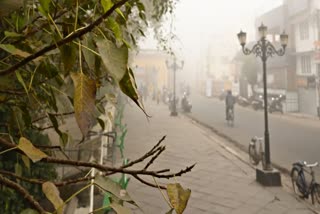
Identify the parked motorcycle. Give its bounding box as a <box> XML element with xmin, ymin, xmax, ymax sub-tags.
<box><xmin>237</xmin><ymin>96</ymin><xmax>250</xmax><ymax>107</ymax></box>
<box><xmin>251</xmin><ymin>95</ymin><xmax>264</xmax><ymax>111</ymax></box>
<box><xmin>181</xmin><ymin>93</ymin><xmax>192</xmax><ymax>112</ymax></box>
<box><xmin>269</xmin><ymin>95</ymin><xmax>284</xmax><ymax>114</ymax></box>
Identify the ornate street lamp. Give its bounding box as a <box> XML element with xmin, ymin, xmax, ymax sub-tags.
<box><xmin>238</xmin><ymin>24</ymin><xmax>288</xmax><ymax>186</ymax></box>
<box><xmin>166</xmin><ymin>57</ymin><xmax>184</xmax><ymax>116</ymax></box>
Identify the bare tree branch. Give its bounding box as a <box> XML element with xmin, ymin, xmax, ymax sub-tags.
<box><xmin>0</xmin><ymin>136</ymin><xmax>195</xmax><ymax>179</ymax></box>
<box><xmin>0</xmin><ymin>0</ymin><xmax>131</xmax><ymax>76</ymax></box>
<box><xmin>144</xmin><ymin>146</ymin><xmax>166</xmax><ymax>170</ymax></box>
<box><xmin>0</xmin><ymin>175</ymin><xmax>47</xmax><ymax>213</ymax></box>
<box><xmin>122</xmin><ymin>135</ymin><xmax>166</xmax><ymax>169</ymax></box>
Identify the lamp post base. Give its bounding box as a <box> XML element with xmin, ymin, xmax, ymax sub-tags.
<box><xmin>170</xmin><ymin>111</ymin><xmax>178</xmax><ymax>116</ymax></box>
<box><xmin>256</xmin><ymin>166</ymin><xmax>281</xmax><ymax>186</ymax></box>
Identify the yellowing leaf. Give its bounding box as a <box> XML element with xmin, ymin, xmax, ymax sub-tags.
<box><xmin>167</xmin><ymin>183</ymin><xmax>191</xmax><ymax>214</ymax></box>
<box><xmin>71</xmin><ymin>73</ymin><xmax>97</xmax><ymax>137</ymax></box>
<box><xmin>0</xmin><ymin>44</ymin><xmax>30</xmax><ymax>58</ymax></box>
<box><xmin>15</xmin><ymin>163</ymin><xmax>22</xmax><ymax>177</ymax></box>
<box><xmin>42</xmin><ymin>182</ymin><xmax>64</xmax><ymax>214</ymax></box>
<box><xmin>96</xmin><ymin>39</ymin><xmax>128</xmax><ymax>81</ymax></box>
<box><xmin>4</xmin><ymin>31</ymin><xmax>22</xmax><ymax>37</ymax></box>
<box><xmin>21</xmin><ymin>155</ymin><xmax>30</xmax><ymax>169</ymax></box>
<box><xmin>17</xmin><ymin>137</ymin><xmax>47</xmax><ymax>163</ymax></box>
<box><xmin>20</xmin><ymin>208</ymin><xmax>39</xmax><ymax>214</ymax></box>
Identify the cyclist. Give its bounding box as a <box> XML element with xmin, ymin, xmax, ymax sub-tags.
<box><xmin>225</xmin><ymin>90</ymin><xmax>236</xmax><ymax>120</ymax></box>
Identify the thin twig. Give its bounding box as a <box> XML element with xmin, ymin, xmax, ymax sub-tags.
<box><xmin>144</xmin><ymin>146</ymin><xmax>166</xmax><ymax>170</ymax></box>
<box><xmin>123</xmin><ymin>135</ymin><xmax>166</xmax><ymax>169</ymax></box>
<box><xmin>32</xmin><ymin>111</ymin><xmax>74</xmax><ymax>123</ymax></box>
<box><xmin>133</xmin><ymin>174</ymin><xmax>166</xmax><ymax>189</ymax></box>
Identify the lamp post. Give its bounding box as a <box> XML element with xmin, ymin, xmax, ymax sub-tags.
<box><xmin>166</xmin><ymin>57</ymin><xmax>184</xmax><ymax>116</ymax></box>
<box><xmin>237</xmin><ymin>24</ymin><xmax>288</xmax><ymax>186</ymax></box>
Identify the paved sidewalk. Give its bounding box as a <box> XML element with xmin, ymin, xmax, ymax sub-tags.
<box><xmin>123</xmin><ymin>100</ymin><xmax>317</xmax><ymax>214</ymax></box>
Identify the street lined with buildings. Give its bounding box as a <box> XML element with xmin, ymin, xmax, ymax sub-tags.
<box><xmin>123</xmin><ymin>100</ymin><xmax>317</xmax><ymax>213</ymax></box>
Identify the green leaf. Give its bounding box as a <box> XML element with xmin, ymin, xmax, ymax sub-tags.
<box><xmin>17</xmin><ymin>137</ymin><xmax>48</xmax><ymax>163</ymax></box>
<box><xmin>166</xmin><ymin>183</ymin><xmax>191</xmax><ymax>214</ymax></box>
<box><xmin>20</xmin><ymin>208</ymin><xmax>39</xmax><ymax>214</ymax></box>
<box><xmin>101</xmin><ymin>0</ymin><xmax>113</xmax><ymax>12</ymax></box>
<box><xmin>38</xmin><ymin>0</ymin><xmax>51</xmax><ymax>16</ymax></box>
<box><xmin>4</xmin><ymin>31</ymin><xmax>22</xmax><ymax>37</ymax></box>
<box><xmin>71</xmin><ymin>73</ymin><xmax>97</xmax><ymax>137</ymax></box>
<box><xmin>42</xmin><ymin>182</ymin><xmax>64</xmax><ymax>214</ymax></box>
<box><xmin>82</xmin><ymin>34</ymin><xmax>96</xmax><ymax>69</ymax></box>
<box><xmin>96</xmin><ymin>39</ymin><xmax>128</xmax><ymax>81</ymax></box>
<box><xmin>59</xmin><ymin>132</ymin><xmax>69</xmax><ymax>147</ymax></box>
<box><xmin>94</xmin><ymin>175</ymin><xmax>133</xmax><ymax>202</ymax></box>
<box><xmin>116</xmin><ymin>8</ymin><xmax>126</xmax><ymax>21</ymax></box>
<box><xmin>0</xmin><ymin>44</ymin><xmax>30</xmax><ymax>58</ymax></box>
<box><xmin>106</xmin><ymin>18</ymin><xmax>122</xmax><ymax>43</ymax></box>
<box><xmin>15</xmin><ymin>71</ymin><xmax>29</xmax><ymax>95</ymax></box>
<box><xmin>119</xmin><ymin>68</ymin><xmax>145</xmax><ymax>113</ymax></box>
<box><xmin>59</xmin><ymin>44</ymin><xmax>77</xmax><ymax>74</ymax></box>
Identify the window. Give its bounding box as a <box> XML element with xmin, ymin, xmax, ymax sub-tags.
<box><xmin>301</xmin><ymin>55</ymin><xmax>311</xmax><ymax>74</ymax></box>
<box><xmin>299</xmin><ymin>20</ymin><xmax>309</xmax><ymax>40</ymax></box>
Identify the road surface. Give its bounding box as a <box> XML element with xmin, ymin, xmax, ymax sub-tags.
<box><xmin>187</xmin><ymin>93</ymin><xmax>320</xmax><ymax>171</ymax></box>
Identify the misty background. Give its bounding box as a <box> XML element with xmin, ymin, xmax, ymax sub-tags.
<box><xmin>139</xmin><ymin>0</ymin><xmax>283</xmax><ymax>83</ymax></box>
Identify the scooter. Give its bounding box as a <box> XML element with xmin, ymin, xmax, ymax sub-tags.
<box><xmin>251</xmin><ymin>95</ymin><xmax>264</xmax><ymax>111</ymax></box>
<box><xmin>181</xmin><ymin>94</ymin><xmax>192</xmax><ymax>112</ymax></box>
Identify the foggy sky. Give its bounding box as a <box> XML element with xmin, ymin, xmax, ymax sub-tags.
<box><xmin>139</xmin><ymin>0</ymin><xmax>283</xmax><ymax>82</ymax></box>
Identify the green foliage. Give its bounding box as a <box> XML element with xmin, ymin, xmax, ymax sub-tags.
<box><xmin>0</xmin><ymin>130</ymin><xmax>57</xmax><ymax>214</ymax></box>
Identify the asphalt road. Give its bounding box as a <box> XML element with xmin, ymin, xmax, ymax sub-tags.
<box><xmin>186</xmin><ymin>92</ymin><xmax>320</xmax><ymax>171</ymax></box>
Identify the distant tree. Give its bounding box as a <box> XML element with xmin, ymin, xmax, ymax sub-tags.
<box><xmin>241</xmin><ymin>55</ymin><xmax>259</xmax><ymax>97</ymax></box>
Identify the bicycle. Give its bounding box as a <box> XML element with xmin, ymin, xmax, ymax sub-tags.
<box><xmin>291</xmin><ymin>161</ymin><xmax>320</xmax><ymax>204</ymax></box>
<box><xmin>226</xmin><ymin>108</ymin><xmax>234</xmax><ymax>127</ymax></box>
<box><xmin>248</xmin><ymin>136</ymin><xmax>266</xmax><ymax>168</ymax></box>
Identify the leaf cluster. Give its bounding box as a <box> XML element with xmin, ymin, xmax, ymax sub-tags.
<box><xmin>0</xmin><ymin>0</ymin><xmax>192</xmax><ymax>213</ymax></box>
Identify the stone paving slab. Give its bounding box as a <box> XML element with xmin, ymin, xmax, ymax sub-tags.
<box><xmin>122</xmin><ymin>100</ymin><xmax>317</xmax><ymax>214</ymax></box>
